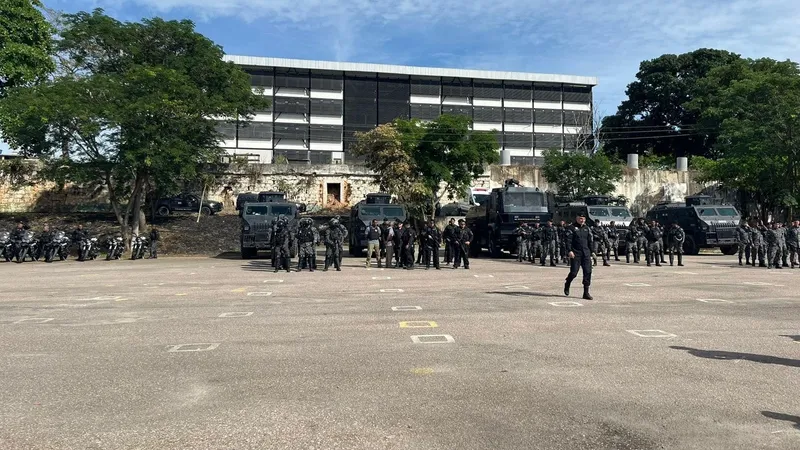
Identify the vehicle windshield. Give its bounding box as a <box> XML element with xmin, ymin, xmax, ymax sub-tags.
<box><xmin>697</xmin><ymin>208</ymin><xmax>718</xmax><ymax>217</ymax></box>
<box><xmin>473</xmin><ymin>194</ymin><xmax>490</xmax><ymax>205</ymax></box>
<box><xmin>244</xmin><ymin>205</ymin><xmax>270</xmax><ymax>215</ymax></box>
<box><xmin>359</xmin><ymin>206</ymin><xmax>383</xmax><ymax>217</ymax></box>
<box><xmin>610</xmin><ymin>207</ymin><xmax>632</xmax><ymax>219</ymax></box>
<box><xmin>382</xmin><ymin>206</ymin><xmax>406</xmax><ymax>219</ymax></box>
<box><xmin>588</xmin><ymin>207</ymin><xmax>610</xmax><ymax>217</ymax></box>
<box><xmin>503</xmin><ymin>192</ymin><xmax>545</xmax><ymax>207</ymax></box>
<box><xmin>715</xmin><ymin>207</ymin><xmax>739</xmax><ymax>217</ymax></box>
<box><xmin>271</xmin><ymin>205</ymin><xmax>295</xmax><ymax>216</ymax></box>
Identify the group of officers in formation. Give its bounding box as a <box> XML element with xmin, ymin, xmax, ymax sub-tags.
<box><xmin>264</xmin><ymin>215</ymin><xmax>475</xmax><ymax>272</ymax></box>
<box><xmin>512</xmin><ymin>218</ymin><xmax>688</xmax><ymax>267</ymax></box>
<box><xmin>735</xmin><ymin>220</ymin><xmax>800</xmax><ymax>269</ymax></box>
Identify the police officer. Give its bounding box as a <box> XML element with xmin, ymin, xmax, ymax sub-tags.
<box><xmin>401</xmin><ymin>220</ymin><xmax>417</xmax><ymax>270</ymax></box>
<box><xmin>453</xmin><ymin>219</ymin><xmax>472</xmax><ymax>269</ymax></box>
<box><xmin>557</xmin><ymin>221</ymin><xmax>568</xmax><ymax>264</ymax></box>
<box><xmin>606</xmin><ymin>221</ymin><xmax>620</xmax><ymax>262</ymax></box>
<box><xmin>422</xmin><ymin>219</ymin><xmax>442</xmax><ymax>270</ymax></box>
<box><xmin>323</xmin><ymin>218</ymin><xmax>347</xmax><ymax>272</ymax></box>
<box><xmin>752</xmin><ymin>223</ymin><xmax>767</xmax><ymax>267</ymax></box>
<box><xmin>296</xmin><ymin>218</ymin><xmax>318</xmax><ymax>272</ymax></box>
<box><xmin>272</xmin><ymin>217</ymin><xmax>292</xmax><ymax>273</ymax></box>
<box><xmin>564</xmin><ymin>214</ymin><xmax>594</xmax><ymax>300</ymax></box>
<box><xmin>645</xmin><ymin>220</ymin><xmax>663</xmax><ymax>267</ymax></box>
<box><xmin>777</xmin><ymin>222</ymin><xmax>789</xmax><ymax>268</ymax></box>
<box><xmin>667</xmin><ymin>222</ymin><xmax>685</xmax><ymax>266</ymax></box>
<box><xmin>656</xmin><ymin>221</ymin><xmax>667</xmax><ymax>264</ymax></box>
<box><xmin>514</xmin><ymin>223</ymin><xmax>530</xmax><ymax>262</ymax></box>
<box><xmin>765</xmin><ymin>222</ymin><xmax>781</xmax><ymax>269</ymax></box>
<box><xmin>788</xmin><ymin>220</ymin><xmax>800</xmax><ymax>268</ymax></box>
<box><xmin>529</xmin><ymin>222</ymin><xmax>543</xmax><ymax>263</ymax></box>
<box><xmin>541</xmin><ymin>220</ymin><xmax>558</xmax><ymax>267</ymax></box>
<box><xmin>735</xmin><ymin>221</ymin><xmax>752</xmax><ymax>266</ymax></box>
<box><xmin>625</xmin><ymin>223</ymin><xmax>639</xmax><ymax>264</ymax></box>
<box><xmin>635</xmin><ymin>218</ymin><xmax>649</xmax><ymax>264</ymax></box>
<box><xmin>148</xmin><ymin>226</ymin><xmax>160</xmax><ymax>259</ymax></box>
<box><xmin>365</xmin><ymin>219</ymin><xmax>382</xmax><ymax>268</ymax></box>
<box><xmin>443</xmin><ymin>218</ymin><xmax>457</xmax><ymax>265</ymax></box>
<box><xmin>393</xmin><ymin>221</ymin><xmax>404</xmax><ymax>268</ymax></box>
<box><xmin>382</xmin><ymin>218</ymin><xmax>395</xmax><ymax>268</ymax></box>
<box><xmin>591</xmin><ymin>219</ymin><xmax>610</xmax><ymax>267</ymax></box>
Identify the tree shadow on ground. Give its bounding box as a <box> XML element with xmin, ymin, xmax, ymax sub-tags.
<box><xmin>762</xmin><ymin>411</ymin><xmax>800</xmax><ymax>430</ymax></box>
<box><xmin>487</xmin><ymin>291</ymin><xmax>566</xmax><ymax>299</ymax></box>
<box><xmin>779</xmin><ymin>335</ymin><xmax>800</xmax><ymax>342</ymax></box>
<box><xmin>670</xmin><ymin>346</ymin><xmax>800</xmax><ymax>368</ymax></box>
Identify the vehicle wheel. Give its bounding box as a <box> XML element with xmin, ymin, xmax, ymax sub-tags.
<box><xmin>240</xmin><ymin>247</ymin><xmax>257</xmax><ymax>259</ymax></box>
<box><xmin>720</xmin><ymin>245</ymin><xmax>737</xmax><ymax>256</ymax></box>
<box><xmin>157</xmin><ymin>206</ymin><xmax>170</xmax><ymax>217</ymax></box>
<box><xmin>489</xmin><ymin>237</ymin><xmax>502</xmax><ymax>258</ymax></box>
<box><xmin>683</xmin><ymin>236</ymin><xmax>699</xmax><ymax>256</ymax></box>
<box><xmin>200</xmin><ymin>206</ymin><xmax>212</xmax><ymax>216</ymax></box>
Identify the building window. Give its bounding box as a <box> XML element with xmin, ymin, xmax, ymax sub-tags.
<box><xmin>274</xmin><ymin>123</ymin><xmax>308</xmax><ymax>140</ymax></box>
<box><xmin>534</xmin><ymin>83</ymin><xmax>562</xmax><ymax>102</ymax></box>
<box><xmin>535</xmin><ymin>133</ymin><xmax>562</xmax><ymax>149</ymax></box>
<box><xmin>473</xmin><ymin>106</ymin><xmax>502</xmax><ymax>122</ymax></box>
<box><xmin>410</xmin><ymin>77</ymin><xmax>439</xmax><ymax>96</ymax></box>
<box><xmin>504</xmin><ymin>83</ymin><xmax>532</xmax><ymax>100</ymax></box>
<box><xmin>535</xmin><ymin>109</ymin><xmax>563</xmax><ymax>125</ymax></box>
<box><xmin>441</xmin><ymin>105</ymin><xmax>472</xmax><ymax>118</ymax></box>
<box><xmin>309</xmin><ymin>150</ymin><xmax>332</xmax><ymax>164</ymax></box>
<box><xmin>505</xmin><ymin>108</ymin><xmax>532</xmax><ymax>123</ymax></box>
<box><xmin>275</xmin><ymin>69</ymin><xmax>309</xmax><ymax>89</ymax></box>
<box><xmin>310</xmin><ymin>98</ymin><xmax>343</xmax><ymax>116</ymax></box>
<box><xmin>310</xmin><ymin>72</ymin><xmax>343</xmax><ymax>90</ymax></box>
<box><xmin>410</xmin><ymin>103</ymin><xmax>440</xmax><ymax>120</ymax></box>
<box><xmin>473</xmin><ymin>80</ymin><xmax>503</xmax><ymax>98</ymax></box>
<box><xmin>310</xmin><ymin>124</ymin><xmax>342</xmax><ymax>142</ymax></box>
<box><xmin>238</xmin><ymin>122</ymin><xmax>272</xmax><ymax>140</ymax></box>
<box><xmin>563</xmin><ymin>85</ymin><xmax>591</xmax><ymax>103</ymax></box>
<box><xmin>503</xmin><ymin>132</ymin><xmax>533</xmax><ymax>148</ymax></box>
<box><xmin>442</xmin><ymin>78</ymin><xmax>472</xmax><ymax>97</ymax></box>
<box><xmin>215</xmin><ymin>121</ymin><xmax>237</xmax><ymax>140</ymax></box>
<box><xmin>274</xmin><ymin>97</ymin><xmax>309</xmax><ymax>115</ymax></box>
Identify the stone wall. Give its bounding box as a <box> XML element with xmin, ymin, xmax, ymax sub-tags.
<box><xmin>1</xmin><ymin>162</ymin><xmax>711</xmax><ymax>216</ymax></box>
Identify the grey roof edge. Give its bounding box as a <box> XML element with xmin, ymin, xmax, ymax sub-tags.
<box><xmin>224</xmin><ymin>55</ymin><xmax>598</xmax><ymax>87</ymax></box>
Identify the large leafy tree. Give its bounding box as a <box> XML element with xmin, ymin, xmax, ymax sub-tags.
<box><xmin>541</xmin><ymin>149</ymin><xmax>622</xmax><ymax>199</ymax></box>
<box><xmin>601</xmin><ymin>48</ymin><xmax>740</xmax><ymax>161</ymax></box>
<box><xmin>0</xmin><ymin>9</ymin><xmax>266</xmax><ymax>241</ymax></box>
<box><xmin>0</xmin><ymin>0</ymin><xmax>54</xmax><ymax>97</ymax></box>
<box><xmin>690</xmin><ymin>58</ymin><xmax>800</xmax><ymax>221</ymax></box>
<box><xmin>350</xmin><ymin>115</ymin><xmax>500</xmax><ymax>218</ymax></box>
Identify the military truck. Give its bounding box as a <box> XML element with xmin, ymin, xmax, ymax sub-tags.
<box><xmin>551</xmin><ymin>195</ymin><xmax>633</xmax><ymax>253</ymax></box>
<box><xmin>348</xmin><ymin>193</ymin><xmax>408</xmax><ymax>256</ymax></box>
<box><xmin>465</xmin><ymin>179</ymin><xmax>552</xmax><ymax>257</ymax></box>
<box><xmin>239</xmin><ymin>200</ymin><xmax>300</xmax><ymax>259</ymax></box>
<box><xmin>645</xmin><ymin>195</ymin><xmax>741</xmax><ymax>255</ymax></box>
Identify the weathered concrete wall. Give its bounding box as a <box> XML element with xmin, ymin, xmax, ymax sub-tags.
<box><xmin>1</xmin><ymin>163</ymin><xmax>711</xmax><ymax>216</ymax></box>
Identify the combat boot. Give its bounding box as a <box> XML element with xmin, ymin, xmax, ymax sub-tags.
<box><xmin>564</xmin><ymin>280</ymin><xmax>571</xmax><ymax>297</ymax></box>
<box><xmin>677</xmin><ymin>254</ymin><xmax>684</xmax><ymax>266</ymax></box>
<box><xmin>582</xmin><ymin>287</ymin><xmax>593</xmax><ymax>301</ymax></box>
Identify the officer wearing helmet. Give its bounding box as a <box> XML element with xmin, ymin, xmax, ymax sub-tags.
<box><xmin>324</xmin><ymin>217</ymin><xmax>347</xmax><ymax>271</ymax></box>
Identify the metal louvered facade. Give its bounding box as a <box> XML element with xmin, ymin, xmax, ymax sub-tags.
<box><xmin>221</xmin><ymin>55</ymin><xmax>596</xmax><ymax>163</ymax></box>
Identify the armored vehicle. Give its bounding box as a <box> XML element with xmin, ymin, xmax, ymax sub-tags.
<box><xmin>645</xmin><ymin>195</ymin><xmax>740</xmax><ymax>255</ymax></box>
<box><xmin>348</xmin><ymin>193</ymin><xmax>408</xmax><ymax>255</ymax></box>
<box><xmin>551</xmin><ymin>195</ymin><xmax>633</xmax><ymax>252</ymax></box>
<box><xmin>239</xmin><ymin>201</ymin><xmax>300</xmax><ymax>258</ymax></box>
<box><xmin>465</xmin><ymin>179</ymin><xmax>552</xmax><ymax>257</ymax></box>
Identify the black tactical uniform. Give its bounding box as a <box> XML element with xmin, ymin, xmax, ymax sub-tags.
<box><xmin>453</xmin><ymin>220</ymin><xmax>472</xmax><ymax>269</ymax></box>
<box><xmin>564</xmin><ymin>218</ymin><xmax>594</xmax><ymax>300</ymax></box>
<box><xmin>751</xmin><ymin>226</ymin><xmax>766</xmax><ymax>267</ymax></box>
<box><xmin>514</xmin><ymin>223</ymin><xmax>531</xmax><ymax>262</ymax></box>
<box><xmin>788</xmin><ymin>222</ymin><xmax>800</xmax><ymax>268</ymax></box>
<box><xmin>148</xmin><ymin>228</ymin><xmax>160</xmax><ymax>259</ymax></box>
<box><xmin>591</xmin><ymin>221</ymin><xmax>610</xmax><ymax>267</ymax></box>
<box><xmin>557</xmin><ymin>223</ymin><xmax>568</xmax><ymax>264</ymax></box>
<box><xmin>765</xmin><ymin>224</ymin><xmax>781</xmax><ymax>269</ymax></box>
<box><xmin>272</xmin><ymin>219</ymin><xmax>292</xmax><ymax>273</ymax></box>
<box><xmin>71</xmin><ymin>226</ymin><xmax>89</xmax><ymax>261</ymax></box>
<box><xmin>645</xmin><ymin>223</ymin><xmax>663</xmax><ymax>267</ymax></box>
<box><xmin>625</xmin><ymin>225</ymin><xmax>639</xmax><ymax>264</ymax></box>
<box><xmin>777</xmin><ymin>225</ymin><xmax>789</xmax><ymax>268</ymax></box>
<box><xmin>443</xmin><ymin>219</ymin><xmax>457</xmax><ymax>265</ymax></box>
<box><xmin>606</xmin><ymin>222</ymin><xmax>620</xmax><ymax>262</ymax></box>
<box><xmin>540</xmin><ymin>221</ymin><xmax>558</xmax><ymax>267</ymax></box>
<box><xmin>393</xmin><ymin>222</ymin><xmax>403</xmax><ymax>268</ymax></box>
<box><xmin>422</xmin><ymin>221</ymin><xmax>442</xmax><ymax>270</ymax></box>
<box><xmin>296</xmin><ymin>218</ymin><xmax>318</xmax><ymax>272</ymax></box>
<box><xmin>667</xmin><ymin>224</ymin><xmax>685</xmax><ymax>266</ymax></box>
<box><xmin>529</xmin><ymin>223</ymin><xmax>543</xmax><ymax>263</ymax></box>
<box><xmin>735</xmin><ymin>224</ymin><xmax>752</xmax><ymax>266</ymax></box>
<box><xmin>382</xmin><ymin>222</ymin><xmax>395</xmax><ymax>268</ymax></box>
<box><xmin>324</xmin><ymin>219</ymin><xmax>347</xmax><ymax>271</ymax></box>
<box><xmin>401</xmin><ymin>222</ymin><xmax>417</xmax><ymax>270</ymax></box>
<box><xmin>635</xmin><ymin>220</ymin><xmax>649</xmax><ymax>264</ymax></box>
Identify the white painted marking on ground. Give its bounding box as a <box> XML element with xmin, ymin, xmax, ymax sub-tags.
<box><xmin>696</xmin><ymin>298</ymin><xmax>734</xmax><ymax>304</ymax></box>
<box><xmin>624</xmin><ymin>283</ymin><xmax>651</xmax><ymax>287</ymax></box>
<box><xmin>372</xmin><ymin>276</ymin><xmax>391</xmax><ymax>280</ymax></box>
<box><xmin>473</xmin><ymin>275</ymin><xmax>494</xmax><ymax>278</ymax></box>
<box><xmin>247</xmin><ymin>292</ymin><xmax>273</xmax><ymax>297</ymax></box>
<box><xmin>167</xmin><ymin>343</ymin><xmax>220</xmax><ymax>352</ymax></box>
<box><xmin>411</xmin><ymin>334</ymin><xmax>455</xmax><ymax>344</ymax></box>
<box><xmin>742</xmin><ymin>281</ymin><xmax>784</xmax><ymax>286</ymax></box>
<box><xmin>504</xmin><ymin>285</ymin><xmax>530</xmax><ymax>290</ymax></box>
<box><xmin>87</xmin><ymin>296</ymin><xmax>122</xmax><ymax>301</ymax></box>
<box><xmin>13</xmin><ymin>318</ymin><xmax>54</xmax><ymax>324</ymax></box>
<box><xmin>675</xmin><ymin>271</ymin><xmax>699</xmax><ymax>275</ymax></box>
<box><xmin>548</xmin><ymin>301</ymin><xmax>583</xmax><ymax>307</ymax></box>
<box><xmin>381</xmin><ymin>289</ymin><xmax>405</xmax><ymax>293</ymax></box>
<box><xmin>262</xmin><ymin>280</ymin><xmax>284</xmax><ymax>283</ymax></box>
<box><xmin>399</xmin><ymin>321</ymin><xmax>438</xmax><ymax>328</ymax></box>
<box><xmin>391</xmin><ymin>306</ymin><xmax>422</xmax><ymax>311</ymax></box>
<box><xmin>627</xmin><ymin>329</ymin><xmax>677</xmax><ymax>338</ymax></box>
<box><xmin>219</xmin><ymin>312</ymin><xmax>254</xmax><ymax>318</ymax></box>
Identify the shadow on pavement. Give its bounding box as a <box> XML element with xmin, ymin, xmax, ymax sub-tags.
<box><xmin>670</xmin><ymin>346</ymin><xmax>800</xmax><ymax>368</ymax></box>
<box><xmin>487</xmin><ymin>291</ymin><xmax>565</xmax><ymax>299</ymax></box>
<box><xmin>779</xmin><ymin>335</ymin><xmax>800</xmax><ymax>342</ymax></box>
<box><xmin>761</xmin><ymin>411</ymin><xmax>800</xmax><ymax>430</ymax></box>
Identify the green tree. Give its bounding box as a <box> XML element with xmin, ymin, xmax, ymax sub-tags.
<box><xmin>350</xmin><ymin>115</ymin><xmax>500</xmax><ymax>218</ymax></box>
<box><xmin>0</xmin><ymin>9</ymin><xmax>266</xmax><ymax>242</ymax></box>
<box><xmin>541</xmin><ymin>149</ymin><xmax>622</xmax><ymax>199</ymax></box>
<box><xmin>690</xmin><ymin>58</ymin><xmax>800</xmax><ymax>220</ymax></box>
<box><xmin>601</xmin><ymin>48</ymin><xmax>740</xmax><ymax>161</ymax></box>
<box><xmin>0</xmin><ymin>0</ymin><xmax>54</xmax><ymax>96</ymax></box>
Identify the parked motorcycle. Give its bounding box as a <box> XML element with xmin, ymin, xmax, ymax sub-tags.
<box><xmin>44</xmin><ymin>231</ymin><xmax>70</xmax><ymax>263</ymax></box>
<box><xmin>14</xmin><ymin>230</ymin><xmax>38</xmax><ymax>263</ymax></box>
<box><xmin>0</xmin><ymin>231</ymin><xmax>12</xmax><ymax>262</ymax></box>
<box><xmin>131</xmin><ymin>235</ymin><xmax>148</xmax><ymax>260</ymax></box>
<box><xmin>78</xmin><ymin>237</ymin><xmax>99</xmax><ymax>261</ymax></box>
<box><xmin>105</xmin><ymin>236</ymin><xmax>125</xmax><ymax>260</ymax></box>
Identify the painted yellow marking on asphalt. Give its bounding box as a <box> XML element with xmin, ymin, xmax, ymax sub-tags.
<box><xmin>410</xmin><ymin>368</ymin><xmax>434</xmax><ymax>375</ymax></box>
<box><xmin>399</xmin><ymin>321</ymin><xmax>438</xmax><ymax>328</ymax></box>
<box><xmin>231</xmin><ymin>288</ymin><xmax>246</xmax><ymax>293</ymax></box>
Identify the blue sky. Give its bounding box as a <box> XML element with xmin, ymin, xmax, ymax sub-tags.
<box><xmin>4</xmin><ymin>0</ymin><xmax>800</xmax><ymax>153</ymax></box>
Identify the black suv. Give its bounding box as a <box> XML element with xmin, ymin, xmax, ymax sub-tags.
<box><xmin>645</xmin><ymin>195</ymin><xmax>740</xmax><ymax>255</ymax></box>
<box><xmin>156</xmin><ymin>193</ymin><xmax>223</xmax><ymax>216</ymax></box>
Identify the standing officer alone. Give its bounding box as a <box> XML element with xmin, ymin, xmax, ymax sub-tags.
<box><xmin>148</xmin><ymin>226</ymin><xmax>160</xmax><ymax>259</ymax></box>
<box><xmin>667</xmin><ymin>222</ymin><xmax>685</xmax><ymax>266</ymax></box>
<box><xmin>564</xmin><ymin>214</ymin><xmax>594</xmax><ymax>300</ymax></box>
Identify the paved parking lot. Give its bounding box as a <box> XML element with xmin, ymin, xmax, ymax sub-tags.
<box><xmin>0</xmin><ymin>253</ymin><xmax>798</xmax><ymax>449</ymax></box>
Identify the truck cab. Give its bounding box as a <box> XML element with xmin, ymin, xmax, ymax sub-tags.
<box><xmin>645</xmin><ymin>195</ymin><xmax>740</xmax><ymax>255</ymax></box>
<box><xmin>240</xmin><ymin>201</ymin><xmax>299</xmax><ymax>258</ymax></box>
<box><xmin>348</xmin><ymin>193</ymin><xmax>408</xmax><ymax>255</ymax></box>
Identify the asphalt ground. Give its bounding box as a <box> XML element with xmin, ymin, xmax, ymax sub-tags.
<box><xmin>0</xmin><ymin>251</ymin><xmax>798</xmax><ymax>450</ymax></box>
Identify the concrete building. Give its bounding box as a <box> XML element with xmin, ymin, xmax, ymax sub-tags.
<box><xmin>219</xmin><ymin>55</ymin><xmax>597</xmax><ymax>165</ymax></box>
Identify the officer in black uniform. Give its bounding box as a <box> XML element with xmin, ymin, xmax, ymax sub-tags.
<box><xmin>71</xmin><ymin>224</ymin><xmax>90</xmax><ymax>261</ymax></box>
<box><xmin>422</xmin><ymin>219</ymin><xmax>442</xmax><ymax>270</ymax></box>
<box><xmin>401</xmin><ymin>220</ymin><xmax>417</xmax><ymax>270</ymax></box>
<box><xmin>272</xmin><ymin>217</ymin><xmax>292</xmax><ymax>273</ymax></box>
<box><xmin>453</xmin><ymin>219</ymin><xmax>472</xmax><ymax>269</ymax></box>
<box><xmin>564</xmin><ymin>214</ymin><xmax>594</xmax><ymax>300</ymax></box>
<box><xmin>540</xmin><ymin>220</ymin><xmax>558</xmax><ymax>267</ymax></box>
<box><xmin>393</xmin><ymin>221</ymin><xmax>404</xmax><ymax>268</ymax></box>
<box><xmin>148</xmin><ymin>226</ymin><xmax>160</xmax><ymax>259</ymax></box>
<box><xmin>667</xmin><ymin>222</ymin><xmax>685</xmax><ymax>266</ymax></box>
<box><xmin>443</xmin><ymin>218</ymin><xmax>457</xmax><ymax>265</ymax></box>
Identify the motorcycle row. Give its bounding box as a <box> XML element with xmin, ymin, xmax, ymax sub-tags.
<box><xmin>0</xmin><ymin>225</ymin><xmax>151</xmax><ymax>263</ymax></box>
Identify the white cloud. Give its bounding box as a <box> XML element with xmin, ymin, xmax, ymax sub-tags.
<box><xmin>62</xmin><ymin>0</ymin><xmax>800</xmax><ymax>112</ymax></box>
